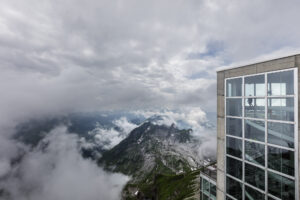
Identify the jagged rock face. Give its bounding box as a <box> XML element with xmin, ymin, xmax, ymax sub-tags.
<box><xmin>98</xmin><ymin>122</ymin><xmax>201</xmax><ymax>181</ymax></box>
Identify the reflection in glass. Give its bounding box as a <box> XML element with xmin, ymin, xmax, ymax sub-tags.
<box><xmin>268</xmin><ymin>146</ymin><xmax>294</xmax><ymax>176</ymax></box>
<box><xmin>226</xmin><ymin>137</ymin><xmax>242</xmax><ymax>158</ymax></box>
<box><xmin>245</xmin><ymin>120</ymin><xmax>265</xmax><ymax>142</ymax></box>
<box><xmin>226</xmin><ymin>99</ymin><xmax>242</xmax><ymax>117</ymax></box>
<box><xmin>227</xmin><ymin>156</ymin><xmax>242</xmax><ymax>180</ymax></box>
<box><xmin>226</xmin><ymin>118</ymin><xmax>242</xmax><ymax>137</ymax></box>
<box><xmin>227</xmin><ymin>78</ymin><xmax>242</xmax><ymax>97</ymax></box>
<box><xmin>268</xmin><ymin>122</ymin><xmax>294</xmax><ymax>148</ymax></box>
<box><xmin>245</xmin><ymin>185</ymin><xmax>265</xmax><ymax>200</ymax></box>
<box><xmin>224</xmin><ymin>71</ymin><xmax>296</xmax><ymax>200</ymax></box>
<box><xmin>226</xmin><ymin>176</ymin><xmax>242</xmax><ymax>200</ymax></box>
<box><xmin>203</xmin><ymin>194</ymin><xmax>209</xmax><ymax>200</ymax></box>
<box><xmin>267</xmin><ymin>70</ymin><xmax>294</xmax><ymax>96</ymax></box>
<box><xmin>210</xmin><ymin>183</ymin><xmax>216</xmax><ymax>200</ymax></box>
<box><xmin>226</xmin><ymin>196</ymin><xmax>235</xmax><ymax>200</ymax></box>
<box><xmin>203</xmin><ymin>178</ymin><xmax>210</xmax><ymax>196</ymax></box>
<box><xmin>245</xmin><ymin>75</ymin><xmax>265</xmax><ymax>96</ymax></box>
<box><xmin>245</xmin><ymin>163</ymin><xmax>265</xmax><ymax>190</ymax></box>
<box><xmin>200</xmin><ymin>177</ymin><xmax>202</xmax><ymax>190</ymax></box>
<box><xmin>268</xmin><ymin>97</ymin><xmax>294</xmax><ymax>121</ymax></box>
<box><xmin>245</xmin><ymin>141</ymin><xmax>265</xmax><ymax>166</ymax></box>
<box><xmin>268</xmin><ymin>171</ymin><xmax>295</xmax><ymax>199</ymax></box>
<box><xmin>245</xmin><ymin>98</ymin><xmax>265</xmax><ymax>119</ymax></box>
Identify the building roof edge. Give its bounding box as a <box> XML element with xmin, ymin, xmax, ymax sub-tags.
<box><xmin>216</xmin><ymin>53</ymin><xmax>300</xmax><ymax>72</ymax></box>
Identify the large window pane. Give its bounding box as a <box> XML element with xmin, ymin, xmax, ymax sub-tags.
<box><xmin>245</xmin><ymin>141</ymin><xmax>265</xmax><ymax>166</ymax></box>
<box><xmin>227</xmin><ymin>156</ymin><xmax>242</xmax><ymax>180</ymax></box>
<box><xmin>267</xmin><ymin>97</ymin><xmax>294</xmax><ymax>121</ymax></box>
<box><xmin>268</xmin><ymin>122</ymin><xmax>294</xmax><ymax>148</ymax></box>
<box><xmin>268</xmin><ymin>171</ymin><xmax>295</xmax><ymax>200</ymax></box>
<box><xmin>226</xmin><ymin>176</ymin><xmax>242</xmax><ymax>200</ymax></box>
<box><xmin>245</xmin><ymin>98</ymin><xmax>265</xmax><ymax>119</ymax></box>
<box><xmin>226</xmin><ymin>137</ymin><xmax>242</xmax><ymax>158</ymax></box>
<box><xmin>245</xmin><ymin>185</ymin><xmax>265</xmax><ymax>200</ymax></box>
<box><xmin>245</xmin><ymin>120</ymin><xmax>265</xmax><ymax>142</ymax></box>
<box><xmin>226</xmin><ymin>196</ymin><xmax>235</xmax><ymax>200</ymax></box>
<box><xmin>210</xmin><ymin>183</ymin><xmax>216</xmax><ymax>200</ymax></box>
<box><xmin>200</xmin><ymin>177</ymin><xmax>203</xmax><ymax>191</ymax></box>
<box><xmin>203</xmin><ymin>178</ymin><xmax>210</xmax><ymax>196</ymax></box>
<box><xmin>268</xmin><ymin>146</ymin><xmax>294</xmax><ymax>176</ymax></box>
<box><xmin>226</xmin><ymin>99</ymin><xmax>242</xmax><ymax>117</ymax></box>
<box><xmin>245</xmin><ymin>163</ymin><xmax>265</xmax><ymax>190</ymax></box>
<box><xmin>245</xmin><ymin>74</ymin><xmax>265</xmax><ymax>96</ymax></box>
<box><xmin>226</xmin><ymin>118</ymin><xmax>242</xmax><ymax>137</ymax></box>
<box><xmin>203</xmin><ymin>194</ymin><xmax>209</xmax><ymax>200</ymax></box>
<box><xmin>227</xmin><ymin>78</ymin><xmax>242</xmax><ymax>97</ymax></box>
<box><xmin>267</xmin><ymin>70</ymin><xmax>294</xmax><ymax>96</ymax></box>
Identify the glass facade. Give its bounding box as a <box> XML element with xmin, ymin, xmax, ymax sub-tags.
<box><xmin>268</xmin><ymin>122</ymin><xmax>294</xmax><ymax>148</ymax></box>
<box><xmin>245</xmin><ymin>98</ymin><xmax>265</xmax><ymax>119</ymax></box>
<box><xmin>245</xmin><ymin>185</ymin><xmax>265</xmax><ymax>200</ymax></box>
<box><xmin>245</xmin><ymin>119</ymin><xmax>265</xmax><ymax>142</ymax></box>
<box><xmin>225</xmin><ymin>69</ymin><xmax>297</xmax><ymax>200</ymax></box>
<box><xmin>226</xmin><ymin>137</ymin><xmax>243</xmax><ymax>158</ymax></box>
<box><xmin>227</xmin><ymin>156</ymin><xmax>243</xmax><ymax>179</ymax></box>
<box><xmin>245</xmin><ymin>141</ymin><xmax>265</xmax><ymax>166</ymax></box>
<box><xmin>227</xmin><ymin>118</ymin><xmax>243</xmax><ymax>137</ymax></box>
<box><xmin>200</xmin><ymin>175</ymin><xmax>216</xmax><ymax>200</ymax></box>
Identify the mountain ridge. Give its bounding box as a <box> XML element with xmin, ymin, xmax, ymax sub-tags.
<box><xmin>98</xmin><ymin>121</ymin><xmax>209</xmax><ymax>199</ymax></box>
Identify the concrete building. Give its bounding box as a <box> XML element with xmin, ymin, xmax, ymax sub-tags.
<box><xmin>216</xmin><ymin>55</ymin><xmax>300</xmax><ymax>200</ymax></box>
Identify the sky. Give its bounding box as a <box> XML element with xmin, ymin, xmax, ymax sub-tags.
<box><xmin>1</xmin><ymin>0</ymin><xmax>300</xmax><ymax>128</ymax></box>
<box><xmin>1</xmin><ymin>0</ymin><xmax>300</xmax><ymax>199</ymax></box>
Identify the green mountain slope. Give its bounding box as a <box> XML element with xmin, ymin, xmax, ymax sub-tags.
<box><xmin>123</xmin><ymin>169</ymin><xmax>201</xmax><ymax>200</ymax></box>
<box><xmin>98</xmin><ymin>121</ymin><xmax>206</xmax><ymax>199</ymax></box>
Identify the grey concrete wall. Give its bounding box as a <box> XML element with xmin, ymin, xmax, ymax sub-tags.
<box><xmin>216</xmin><ymin>70</ymin><xmax>225</xmax><ymax>200</ymax></box>
<box><xmin>216</xmin><ymin>54</ymin><xmax>299</xmax><ymax>200</ymax></box>
<box><xmin>296</xmin><ymin>55</ymin><xmax>300</xmax><ymax>200</ymax></box>
<box><xmin>222</xmin><ymin>55</ymin><xmax>295</xmax><ymax>79</ymax></box>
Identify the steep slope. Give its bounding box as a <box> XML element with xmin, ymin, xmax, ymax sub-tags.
<box><xmin>98</xmin><ymin>121</ymin><xmax>205</xmax><ymax>199</ymax></box>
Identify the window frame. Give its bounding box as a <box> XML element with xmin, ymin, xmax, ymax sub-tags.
<box><xmin>200</xmin><ymin>173</ymin><xmax>217</xmax><ymax>200</ymax></box>
<box><xmin>224</xmin><ymin>68</ymin><xmax>298</xmax><ymax>200</ymax></box>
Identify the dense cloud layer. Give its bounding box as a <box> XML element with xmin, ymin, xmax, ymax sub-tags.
<box><xmin>0</xmin><ymin>1</ymin><xmax>300</xmax><ymax>199</ymax></box>
<box><xmin>0</xmin><ymin>126</ymin><xmax>129</xmax><ymax>200</ymax></box>
<box><xmin>2</xmin><ymin>0</ymin><xmax>300</xmax><ymax>127</ymax></box>
<box><xmin>88</xmin><ymin>117</ymin><xmax>138</xmax><ymax>150</ymax></box>
<box><xmin>134</xmin><ymin>109</ymin><xmax>217</xmax><ymax>160</ymax></box>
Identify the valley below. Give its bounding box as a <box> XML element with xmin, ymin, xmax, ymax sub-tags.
<box><xmin>1</xmin><ymin>112</ymin><xmax>216</xmax><ymax>200</ymax></box>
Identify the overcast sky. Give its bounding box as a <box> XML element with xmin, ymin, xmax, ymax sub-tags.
<box><xmin>1</xmin><ymin>0</ymin><xmax>300</xmax><ymax>126</ymax></box>
<box><xmin>1</xmin><ymin>1</ymin><xmax>300</xmax><ymax>199</ymax></box>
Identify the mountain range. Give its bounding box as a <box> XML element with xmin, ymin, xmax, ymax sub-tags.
<box><xmin>12</xmin><ymin>112</ymin><xmax>215</xmax><ymax>200</ymax></box>
<box><xmin>99</xmin><ymin>117</ymin><xmax>214</xmax><ymax>199</ymax></box>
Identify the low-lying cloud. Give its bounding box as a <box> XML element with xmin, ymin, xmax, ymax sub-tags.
<box><xmin>134</xmin><ymin>108</ymin><xmax>209</xmax><ymax>130</ymax></box>
<box><xmin>88</xmin><ymin>117</ymin><xmax>138</xmax><ymax>150</ymax></box>
<box><xmin>0</xmin><ymin>126</ymin><xmax>129</xmax><ymax>200</ymax></box>
<box><xmin>1</xmin><ymin>0</ymin><xmax>299</xmax><ymax>198</ymax></box>
<box><xmin>134</xmin><ymin>108</ymin><xmax>217</xmax><ymax>161</ymax></box>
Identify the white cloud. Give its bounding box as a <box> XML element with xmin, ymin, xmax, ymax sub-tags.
<box><xmin>134</xmin><ymin>108</ymin><xmax>217</xmax><ymax>160</ymax></box>
<box><xmin>88</xmin><ymin>117</ymin><xmax>138</xmax><ymax>150</ymax></box>
<box><xmin>0</xmin><ymin>126</ymin><xmax>129</xmax><ymax>200</ymax></box>
<box><xmin>113</xmin><ymin>117</ymin><xmax>138</xmax><ymax>134</ymax></box>
<box><xmin>90</xmin><ymin>126</ymin><xmax>124</xmax><ymax>150</ymax></box>
<box><xmin>0</xmin><ymin>1</ymin><xmax>299</xmax><ymax>197</ymax></box>
<box><xmin>134</xmin><ymin>107</ymin><xmax>209</xmax><ymax>131</ymax></box>
<box><xmin>1</xmin><ymin>0</ymin><xmax>299</xmax><ymax>128</ymax></box>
